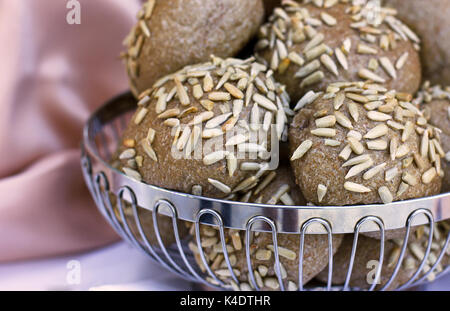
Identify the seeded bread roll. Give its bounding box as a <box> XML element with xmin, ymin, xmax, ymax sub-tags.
<box><xmin>384</xmin><ymin>0</ymin><xmax>450</xmax><ymax>86</ymax></box>
<box><xmin>316</xmin><ymin>221</ymin><xmax>450</xmax><ymax>290</ymax></box>
<box><xmin>189</xmin><ymin>165</ymin><xmax>343</xmax><ymax>291</ymax></box>
<box><xmin>123</xmin><ymin>0</ymin><xmax>264</xmax><ymax>97</ymax></box>
<box><xmin>254</xmin><ymin>0</ymin><xmax>421</xmax><ymax>103</ymax></box>
<box><xmin>116</xmin><ymin>56</ymin><xmax>290</xmax><ymax>199</ymax></box>
<box><xmin>289</xmin><ymin>82</ymin><xmax>443</xmax><ymax>208</ymax></box>
<box><xmin>417</xmin><ymin>84</ymin><xmax>450</xmax><ymax>193</ymax></box>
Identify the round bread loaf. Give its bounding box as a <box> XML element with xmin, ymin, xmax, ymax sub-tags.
<box><xmin>416</xmin><ymin>84</ymin><xmax>450</xmax><ymax>193</ymax></box>
<box><xmin>254</xmin><ymin>0</ymin><xmax>421</xmax><ymax>103</ymax></box>
<box><xmin>123</xmin><ymin>0</ymin><xmax>264</xmax><ymax>97</ymax></box>
<box><xmin>116</xmin><ymin>56</ymin><xmax>291</xmax><ymax>199</ymax></box>
<box><xmin>384</xmin><ymin>0</ymin><xmax>450</xmax><ymax>86</ymax></box>
<box><xmin>316</xmin><ymin>221</ymin><xmax>450</xmax><ymax>290</ymax></box>
<box><xmin>289</xmin><ymin>82</ymin><xmax>443</xmax><ymax>207</ymax></box>
<box><xmin>188</xmin><ymin>164</ymin><xmax>343</xmax><ymax>291</ymax></box>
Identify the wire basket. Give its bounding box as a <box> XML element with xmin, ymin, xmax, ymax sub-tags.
<box><xmin>81</xmin><ymin>92</ymin><xmax>450</xmax><ymax>291</ymax></box>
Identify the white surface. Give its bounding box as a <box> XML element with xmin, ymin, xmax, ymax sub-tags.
<box><xmin>0</xmin><ymin>242</ymin><xmax>193</xmax><ymax>291</ymax></box>
<box><xmin>0</xmin><ymin>241</ymin><xmax>448</xmax><ymax>291</ymax></box>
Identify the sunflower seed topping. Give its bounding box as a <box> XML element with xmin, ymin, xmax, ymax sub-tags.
<box><xmin>344</xmin><ymin>182</ymin><xmax>371</xmax><ymax>193</ymax></box>
<box><xmin>255</xmin><ymin>249</ymin><xmax>272</xmax><ymax>261</ymax></box>
<box><xmin>422</xmin><ymin>167</ymin><xmax>437</xmax><ymax>184</ymax></box>
<box><xmin>363</xmin><ymin>162</ymin><xmax>386</xmax><ymax>180</ymax></box>
<box><xmin>311</xmin><ymin>128</ymin><xmax>336</xmax><ymax>137</ymax></box>
<box><xmin>253</xmin><ymin>94</ymin><xmax>278</xmax><ymax>111</ymax></box>
<box><xmin>385</xmin><ymin>167</ymin><xmax>398</xmax><ymax>182</ymax></box>
<box><xmin>134</xmin><ymin>108</ymin><xmax>148</xmax><ymax>124</ymax></box>
<box><xmin>378</xmin><ymin>186</ymin><xmax>393</xmax><ymax>204</ymax></box>
<box><xmin>208</xmin><ymin>178</ymin><xmax>231</xmax><ymax>194</ymax></box>
<box><xmin>317</xmin><ymin>184</ymin><xmax>327</xmax><ymax>202</ymax></box>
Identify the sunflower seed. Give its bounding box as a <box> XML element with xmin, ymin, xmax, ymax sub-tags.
<box><xmin>119</xmin><ymin>148</ymin><xmax>136</xmax><ymax>160</ymax></box>
<box><xmin>348</xmin><ymin>137</ymin><xmax>365</xmax><ymax>155</ymax></box>
<box><xmin>367</xmin><ymin>139</ymin><xmax>388</xmax><ymax>151</ymax></box>
<box><xmin>320</xmin><ymin>54</ymin><xmax>338</xmax><ymax>76</ymax></box>
<box><xmin>385</xmin><ymin>167</ymin><xmax>398</xmax><ymax>182</ymax></box>
<box><xmin>294</xmin><ymin>90</ymin><xmax>321</xmax><ymax>111</ymax></box>
<box><xmin>344</xmin><ymin>182</ymin><xmax>371</xmax><ymax>193</ymax></box>
<box><xmin>137</xmin><ymin>95</ymin><xmax>151</xmax><ymax>106</ymax></box>
<box><xmin>163</xmin><ymin>118</ymin><xmax>179</xmax><ymax>128</ymax></box>
<box><xmin>334</xmin><ymin>92</ymin><xmax>345</xmax><ymax>110</ymax></box>
<box><xmin>378</xmin><ymin>186</ymin><xmax>393</xmax><ymax>204</ymax></box>
<box><xmin>429</xmin><ymin>142</ymin><xmax>438</xmax><ymax>165</ymax></box>
<box><xmin>311</xmin><ymin>128</ymin><xmax>336</xmax><ymax>137</ymax></box>
<box><xmin>295</xmin><ymin>60</ymin><xmax>321</xmax><ymax>78</ymax></box>
<box><xmin>208</xmin><ymin>178</ymin><xmax>231</xmax><ymax>194</ymax></box>
<box><xmin>396</xmin><ymin>52</ymin><xmax>409</xmax><ymax>70</ymax></box>
<box><xmin>189</xmin><ymin>111</ymin><xmax>214</xmax><ymax>125</ymax></box>
<box><xmin>339</xmin><ymin>144</ymin><xmax>352</xmax><ymax>161</ymax></box>
<box><xmin>208</xmin><ymin>92</ymin><xmax>231</xmax><ymax>102</ymax></box>
<box><xmin>321</xmin><ymin>12</ymin><xmax>336</xmax><ymax>26</ymax></box>
<box><xmin>335</xmin><ymin>48</ymin><xmax>348</xmax><ymax>70</ymax></box>
<box><xmin>205</xmin><ymin>112</ymin><xmax>232</xmax><ymax>129</ymax></box>
<box><xmin>324</xmin><ymin>139</ymin><xmax>341</xmax><ymax>146</ymax></box>
<box><xmin>255</xmin><ymin>249</ymin><xmax>272</xmax><ymax>261</ymax></box>
<box><xmin>317</xmin><ymin>184</ymin><xmax>327</xmax><ymax>202</ymax></box>
<box><xmin>379</xmin><ymin>57</ymin><xmax>397</xmax><ymax>79</ymax></box>
<box><xmin>192</xmin><ymin>84</ymin><xmax>203</xmax><ymax>99</ymax></box>
<box><xmin>301</xmin><ymin>71</ymin><xmax>325</xmax><ymax>87</ymax></box>
<box><xmin>402</xmin><ymin>172</ymin><xmax>418</xmax><ymax>186</ymax></box>
<box><xmin>134</xmin><ymin>108</ymin><xmax>148</xmax><ymax>124</ymax></box>
<box><xmin>387</xmin><ymin>120</ymin><xmax>405</xmax><ymax>131</ymax></box>
<box><xmin>346</xmin><ymin>159</ymin><xmax>374</xmax><ymax>179</ymax></box>
<box><xmin>396</xmin><ymin>144</ymin><xmax>410</xmax><ymax>158</ymax></box>
<box><xmin>238</xmin><ymin>143</ymin><xmax>267</xmax><ymax>153</ymax></box>
<box><xmin>315</xmin><ymin>115</ymin><xmax>336</xmax><ymax>128</ymax></box>
<box><xmin>367</xmin><ymin>111</ymin><xmax>392</xmax><ymax>122</ymax></box>
<box><xmin>402</xmin><ymin>121</ymin><xmax>414</xmax><ymax>142</ymax></box>
<box><xmin>241</xmin><ymin>162</ymin><xmax>261</xmax><ymax>171</ymax></box>
<box><xmin>358</xmin><ymin>68</ymin><xmax>386</xmax><ymax>83</ymax></box>
<box><xmin>122</xmin><ymin>167</ymin><xmax>141</xmax><ymax>181</ymax></box>
<box><xmin>333</xmin><ymin>111</ymin><xmax>352</xmax><ymax>129</ymax></box>
<box><xmin>224</xmin><ymin>82</ymin><xmax>244</xmax><ymax>99</ymax></box>
<box><xmin>363</xmin><ymin>162</ymin><xmax>386</xmax><ymax>180</ymax></box>
<box><xmin>158</xmin><ymin>108</ymin><xmax>180</xmax><ymax>119</ymax></box>
<box><xmin>288</xmin><ymin>52</ymin><xmax>305</xmax><ymax>66</ymax></box>
<box><xmin>345</xmin><ymin>103</ymin><xmax>360</xmax><ymax>125</ymax></box>
<box><xmin>422</xmin><ymin>167</ymin><xmax>437</xmax><ymax>184</ymax></box>
<box><xmin>291</xmin><ymin>140</ymin><xmax>313</xmax><ymax>161</ymax></box>
<box><xmin>397</xmin><ymin>182</ymin><xmax>409</xmax><ymax>197</ymax></box>
<box><xmin>203</xmin><ymin>151</ymin><xmax>229</xmax><ymax>165</ymax></box>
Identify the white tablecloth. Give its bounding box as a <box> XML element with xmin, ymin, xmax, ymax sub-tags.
<box><xmin>0</xmin><ymin>242</ymin><xmax>448</xmax><ymax>291</ymax></box>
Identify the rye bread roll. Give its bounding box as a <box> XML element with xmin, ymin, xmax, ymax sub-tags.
<box><xmin>416</xmin><ymin>84</ymin><xmax>450</xmax><ymax>193</ymax></box>
<box><xmin>254</xmin><ymin>0</ymin><xmax>421</xmax><ymax>103</ymax></box>
<box><xmin>289</xmin><ymin>82</ymin><xmax>443</xmax><ymax>207</ymax></box>
<box><xmin>188</xmin><ymin>164</ymin><xmax>343</xmax><ymax>291</ymax></box>
<box><xmin>116</xmin><ymin>56</ymin><xmax>290</xmax><ymax>200</ymax></box>
<box><xmin>123</xmin><ymin>0</ymin><xmax>264</xmax><ymax>97</ymax></box>
<box><xmin>316</xmin><ymin>221</ymin><xmax>450</xmax><ymax>290</ymax></box>
<box><xmin>384</xmin><ymin>0</ymin><xmax>450</xmax><ymax>86</ymax></box>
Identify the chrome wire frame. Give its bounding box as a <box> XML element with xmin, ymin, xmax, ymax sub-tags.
<box><xmin>81</xmin><ymin>92</ymin><xmax>450</xmax><ymax>291</ymax></box>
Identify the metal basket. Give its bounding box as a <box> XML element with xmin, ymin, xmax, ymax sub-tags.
<box><xmin>81</xmin><ymin>92</ymin><xmax>450</xmax><ymax>291</ymax></box>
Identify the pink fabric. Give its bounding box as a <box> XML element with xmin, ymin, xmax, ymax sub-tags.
<box><xmin>0</xmin><ymin>0</ymin><xmax>141</xmax><ymax>262</ymax></box>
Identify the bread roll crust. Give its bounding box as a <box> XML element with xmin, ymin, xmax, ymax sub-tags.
<box><xmin>124</xmin><ymin>0</ymin><xmax>264</xmax><ymax>96</ymax></box>
<box><xmin>255</xmin><ymin>1</ymin><xmax>421</xmax><ymax>103</ymax></box>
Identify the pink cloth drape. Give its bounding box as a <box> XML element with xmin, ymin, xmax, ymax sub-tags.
<box><xmin>0</xmin><ymin>0</ymin><xmax>142</xmax><ymax>262</ymax></box>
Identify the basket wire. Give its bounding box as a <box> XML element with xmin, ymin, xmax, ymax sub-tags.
<box><xmin>81</xmin><ymin>92</ymin><xmax>450</xmax><ymax>291</ymax></box>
